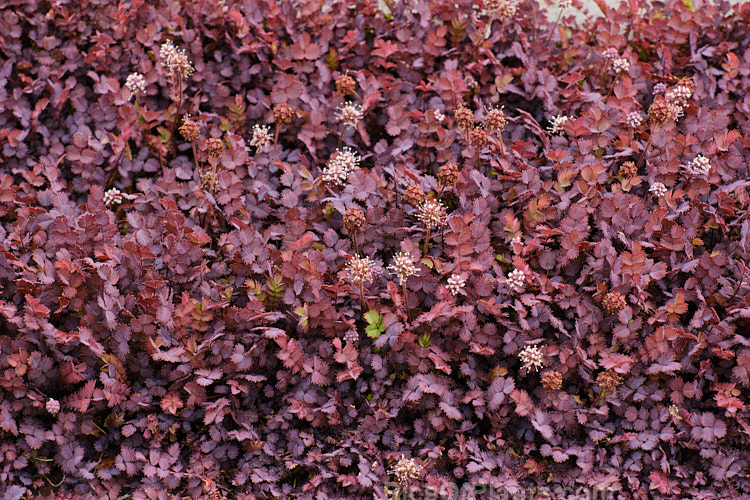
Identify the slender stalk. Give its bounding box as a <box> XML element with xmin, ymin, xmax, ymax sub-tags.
<box><xmin>338</xmin><ymin>127</ymin><xmax>345</xmax><ymax>148</ymax></box>
<box><xmin>402</xmin><ymin>282</ymin><xmax>411</xmax><ymax>321</ymax></box>
<box><xmin>274</xmin><ymin>123</ymin><xmax>280</xmax><ymax>147</ymax></box>
<box><xmin>545</xmin><ymin>10</ymin><xmax>563</xmax><ymax>46</ymax></box>
<box><xmin>636</xmin><ymin>132</ymin><xmax>653</xmax><ymax>169</ymax></box>
<box><xmin>192</xmin><ymin>142</ymin><xmax>202</xmax><ymax>174</ymax></box>
<box><xmin>359</xmin><ymin>286</ymin><xmax>366</xmax><ymax>317</ymax></box>
<box><xmin>423</xmin><ymin>227</ymin><xmax>431</xmax><ymax>258</ymax></box>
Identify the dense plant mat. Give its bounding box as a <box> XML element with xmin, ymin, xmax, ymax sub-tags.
<box><xmin>1</xmin><ymin>0</ymin><xmax>750</xmax><ymax>497</ymax></box>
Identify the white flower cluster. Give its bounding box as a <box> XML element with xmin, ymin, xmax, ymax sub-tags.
<box><xmin>519</xmin><ymin>344</ymin><xmax>545</xmax><ymax>372</ymax></box>
<box><xmin>46</xmin><ymin>398</ymin><xmax>60</xmax><ymax>415</ymax></box>
<box><xmin>345</xmin><ymin>255</ymin><xmax>377</xmax><ymax>285</ymax></box>
<box><xmin>625</xmin><ymin>111</ymin><xmax>643</xmax><ymax>128</ymax></box>
<box><xmin>559</xmin><ymin>0</ymin><xmax>573</xmax><ymax>8</ymax></box>
<box><xmin>649</xmin><ymin>182</ymin><xmax>667</xmax><ymax>197</ymax></box>
<box><xmin>612</xmin><ymin>58</ymin><xmax>630</xmax><ymax>74</ymax></box>
<box><xmin>159</xmin><ymin>40</ymin><xmax>195</xmax><ymax>79</ymax></box>
<box><xmin>250</xmin><ymin>124</ymin><xmax>272</xmax><ymax>149</ymax></box>
<box><xmin>484</xmin><ymin>0</ymin><xmax>519</xmax><ymax>21</ymax></box>
<box><xmin>103</xmin><ymin>188</ymin><xmax>123</xmax><ymax>206</ymax></box>
<box><xmin>336</xmin><ymin>101</ymin><xmax>363</xmax><ymax>128</ymax></box>
<box><xmin>666</xmin><ymin>84</ymin><xmax>693</xmax><ymax>107</ymax></box>
<box><xmin>434</xmin><ymin>109</ymin><xmax>445</xmax><ymax>123</ymax></box>
<box><xmin>685</xmin><ymin>154</ymin><xmax>711</xmax><ymax>176</ymax></box>
<box><xmin>125</xmin><ymin>72</ymin><xmax>146</xmax><ymax>96</ymax></box>
<box><xmin>506</xmin><ymin>268</ymin><xmax>526</xmax><ymax>292</ymax></box>
<box><xmin>547</xmin><ymin>115</ymin><xmax>569</xmax><ymax>135</ymax></box>
<box><xmin>322</xmin><ymin>147</ymin><xmax>361</xmax><ymax>186</ymax></box>
<box><xmin>390</xmin><ymin>455</ymin><xmax>422</xmax><ymax>485</ymax></box>
<box><xmin>417</xmin><ymin>198</ymin><xmax>447</xmax><ymax>230</ymax></box>
<box><xmin>446</xmin><ymin>273</ymin><xmax>466</xmax><ymax>296</ymax></box>
<box><xmin>388</xmin><ymin>251</ymin><xmax>418</xmax><ymax>286</ymax></box>
<box><xmin>603</xmin><ymin>48</ymin><xmax>619</xmax><ymax>61</ymax></box>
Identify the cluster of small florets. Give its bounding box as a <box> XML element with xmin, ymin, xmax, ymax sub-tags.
<box><xmin>454</xmin><ymin>105</ymin><xmax>475</xmax><ymax>130</ymax></box>
<box><xmin>612</xmin><ymin>58</ymin><xmax>630</xmax><ymax>74</ymax></box>
<box><xmin>519</xmin><ymin>344</ymin><xmax>545</xmax><ymax>372</ymax></box>
<box><xmin>484</xmin><ymin>105</ymin><xmax>507</xmax><ymax>132</ymax></box>
<box><xmin>250</xmin><ymin>124</ymin><xmax>272</xmax><ymax>149</ymax></box>
<box><xmin>323</xmin><ymin>147</ymin><xmax>361</xmax><ymax>185</ymax></box>
<box><xmin>273</xmin><ymin>103</ymin><xmax>294</xmax><ymax>125</ymax></box>
<box><xmin>345</xmin><ymin>255</ymin><xmax>377</xmax><ymax>285</ymax></box>
<box><xmin>417</xmin><ymin>198</ymin><xmax>447</xmax><ymax>230</ymax></box>
<box><xmin>547</xmin><ymin>115</ymin><xmax>569</xmax><ymax>135</ymax></box>
<box><xmin>558</xmin><ymin>0</ymin><xmax>573</xmax><ymax>8</ymax></box>
<box><xmin>390</xmin><ymin>455</ymin><xmax>422</xmax><ymax>485</ymax></box>
<box><xmin>648</xmin><ymin>95</ymin><xmax>682</xmax><ymax>124</ymax></box>
<box><xmin>103</xmin><ymin>188</ymin><xmax>123</xmax><ymax>206</ymax></box>
<box><xmin>484</xmin><ymin>0</ymin><xmax>519</xmax><ymax>21</ymax></box>
<box><xmin>469</xmin><ymin>127</ymin><xmax>487</xmax><ymax>148</ymax></box>
<box><xmin>625</xmin><ymin>111</ymin><xmax>643</xmax><ymax>128</ymax></box>
<box><xmin>336</xmin><ymin>101</ymin><xmax>363</xmax><ymax>128</ymax></box>
<box><xmin>437</xmin><ymin>162</ymin><xmax>461</xmax><ymax>186</ymax></box>
<box><xmin>249</xmin><ymin>124</ymin><xmax>270</xmax><ymax>149</ymax></box>
<box><xmin>618</xmin><ymin>161</ymin><xmax>638</xmax><ymax>178</ymax></box>
<box><xmin>159</xmin><ymin>40</ymin><xmax>194</xmax><ymax>79</ymax></box>
<box><xmin>403</xmin><ymin>185</ymin><xmax>426</xmax><ymax>206</ymax></box>
<box><xmin>685</xmin><ymin>154</ymin><xmax>711</xmax><ymax>176</ymax></box>
<box><xmin>653</xmin><ymin>82</ymin><xmax>667</xmax><ymax>94</ymax></box>
<box><xmin>335</xmin><ymin>74</ymin><xmax>357</xmax><ymax>95</ymax></box>
<box><xmin>666</xmin><ymin>79</ymin><xmax>694</xmax><ymax>107</ymax></box>
<box><xmin>603</xmin><ymin>48</ymin><xmax>619</xmax><ymax>61</ymax></box>
<box><xmin>179</xmin><ymin>116</ymin><xmax>201</xmax><ymax>142</ymax></box>
<box><xmin>125</xmin><ymin>72</ymin><xmax>146</xmax><ymax>96</ymax></box>
<box><xmin>541</xmin><ymin>370</ymin><xmax>563</xmax><ymax>391</ymax></box>
<box><xmin>596</xmin><ymin>370</ymin><xmax>622</xmax><ymax>393</ymax></box>
<box><xmin>46</xmin><ymin>398</ymin><xmax>61</xmax><ymax>415</ymax></box>
<box><xmin>602</xmin><ymin>291</ymin><xmax>627</xmax><ymax>315</ymax></box>
<box><xmin>388</xmin><ymin>251</ymin><xmax>418</xmax><ymax>286</ymax></box>
<box><xmin>506</xmin><ymin>269</ymin><xmax>526</xmax><ymax>292</ymax></box>
<box><xmin>668</xmin><ymin>404</ymin><xmax>682</xmax><ymax>421</ymax></box>
<box><xmin>649</xmin><ymin>182</ymin><xmax>667</xmax><ymax>197</ymax></box>
<box><xmin>433</xmin><ymin>109</ymin><xmax>445</xmax><ymax>123</ymax></box>
<box><xmin>344</xmin><ymin>329</ymin><xmax>359</xmax><ymax>344</ymax></box>
<box><xmin>446</xmin><ymin>273</ymin><xmax>466</xmax><ymax>296</ymax></box>
<box><xmin>206</xmin><ymin>138</ymin><xmax>224</xmax><ymax>158</ymax></box>
<box><xmin>343</xmin><ymin>208</ymin><xmax>366</xmax><ymax>235</ymax></box>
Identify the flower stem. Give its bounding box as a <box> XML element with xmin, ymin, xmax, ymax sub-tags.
<box><xmin>402</xmin><ymin>282</ymin><xmax>411</xmax><ymax>321</ymax></box>
<box><xmin>545</xmin><ymin>10</ymin><xmax>563</xmax><ymax>46</ymax></box>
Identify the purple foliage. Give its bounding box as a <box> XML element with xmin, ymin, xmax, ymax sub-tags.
<box><xmin>1</xmin><ymin>0</ymin><xmax>750</xmax><ymax>497</ymax></box>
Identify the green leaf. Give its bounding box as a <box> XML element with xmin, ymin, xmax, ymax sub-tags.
<box><xmin>682</xmin><ymin>0</ymin><xmax>695</xmax><ymax>12</ymax></box>
<box><xmin>418</xmin><ymin>334</ymin><xmax>431</xmax><ymax>347</ymax></box>
<box><xmin>364</xmin><ymin>309</ymin><xmax>385</xmax><ymax>339</ymax></box>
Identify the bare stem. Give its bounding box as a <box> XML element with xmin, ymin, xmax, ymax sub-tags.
<box><xmin>545</xmin><ymin>10</ymin><xmax>564</xmax><ymax>46</ymax></box>
<box><xmin>192</xmin><ymin>142</ymin><xmax>202</xmax><ymax>174</ymax></box>
<box><xmin>423</xmin><ymin>227</ymin><xmax>431</xmax><ymax>258</ymax></box>
<box><xmin>636</xmin><ymin>132</ymin><xmax>653</xmax><ymax>169</ymax></box>
<box><xmin>402</xmin><ymin>282</ymin><xmax>411</xmax><ymax>321</ymax></box>
<box><xmin>274</xmin><ymin>123</ymin><xmax>280</xmax><ymax>147</ymax></box>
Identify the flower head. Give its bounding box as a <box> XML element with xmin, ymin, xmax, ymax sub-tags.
<box><xmin>206</xmin><ymin>138</ymin><xmax>224</xmax><ymax>159</ymax></box>
<box><xmin>485</xmin><ymin>105</ymin><xmax>507</xmax><ymax>132</ymax></box>
<box><xmin>519</xmin><ymin>343</ymin><xmax>545</xmax><ymax>372</ymax></box>
<box><xmin>454</xmin><ymin>105</ymin><xmax>475</xmax><ymax>130</ymax></box>
<box><xmin>447</xmin><ymin>273</ymin><xmax>466</xmax><ymax>296</ymax></box>
<box><xmin>469</xmin><ymin>126</ymin><xmax>487</xmax><ymax>148</ymax></box>
<box><xmin>649</xmin><ymin>182</ymin><xmax>667</xmax><ymax>197</ymax></box>
<box><xmin>250</xmin><ymin>124</ymin><xmax>272</xmax><ymax>149</ymax></box>
<box><xmin>484</xmin><ymin>0</ymin><xmax>519</xmax><ymax>21</ymax></box>
<box><xmin>541</xmin><ymin>370</ymin><xmax>563</xmax><ymax>391</ymax></box>
<box><xmin>547</xmin><ymin>115</ymin><xmax>569</xmax><ymax>135</ymax></box>
<box><xmin>336</xmin><ymin>101</ymin><xmax>363</xmax><ymax>128</ymax></box>
<box><xmin>159</xmin><ymin>40</ymin><xmax>194</xmax><ymax>80</ymax></box>
<box><xmin>323</xmin><ymin>147</ymin><xmax>361</xmax><ymax>186</ymax></box>
<box><xmin>345</xmin><ymin>255</ymin><xmax>377</xmax><ymax>286</ymax></box>
<box><xmin>612</xmin><ymin>58</ymin><xmax>630</xmax><ymax>74</ymax></box>
<box><xmin>559</xmin><ymin>0</ymin><xmax>573</xmax><ymax>8</ymax></box>
<box><xmin>417</xmin><ymin>198</ymin><xmax>447</xmax><ymax>230</ymax></box>
<box><xmin>125</xmin><ymin>72</ymin><xmax>146</xmax><ymax>96</ymax></box>
<box><xmin>390</xmin><ymin>455</ymin><xmax>422</xmax><ymax>485</ymax></box>
<box><xmin>685</xmin><ymin>154</ymin><xmax>711</xmax><ymax>176</ymax></box>
<box><xmin>506</xmin><ymin>268</ymin><xmax>526</xmax><ymax>292</ymax></box>
<box><xmin>388</xmin><ymin>251</ymin><xmax>418</xmax><ymax>286</ymax></box>
<box><xmin>403</xmin><ymin>185</ymin><xmax>426</xmax><ymax>206</ymax></box>
<box><xmin>625</xmin><ymin>111</ymin><xmax>643</xmax><ymax>128</ymax></box>
<box><xmin>433</xmin><ymin>109</ymin><xmax>445</xmax><ymax>123</ymax></box>
<box><xmin>273</xmin><ymin>103</ymin><xmax>294</xmax><ymax>125</ymax></box>
<box><xmin>596</xmin><ymin>370</ymin><xmax>622</xmax><ymax>392</ymax></box>
<box><xmin>653</xmin><ymin>82</ymin><xmax>667</xmax><ymax>94</ymax></box>
<box><xmin>602</xmin><ymin>291</ymin><xmax>627</xmax><ymax>315</ymax></box>
<box><xmin>104</xmin><ymin>188</ymin><xmax>123</xmax><ymax>206</ymax></box>
<box><xmin>343</xmin><ymin>208</ymin><xmax>366</xmax><ymax>235</ymax></box>
<box><xmin>344</xmin><ymin>329</ymin><xmax>359</xmax><ymax>344</ymax></box>
<box><xmin>603</xmin><ymin>48</ymin><xmax>619</xmax><ymax>61</ymax></box>
<box><xmin>179</xmin><ymin>116</ymin><xmax>201</xmax><ymax>142</ymax></box>
<box><xmin>437</xmin><ymin>162</ymin><xmax>461</xmax><ymax>187</ymax></box>
<box><xmin>648</xmin><ymin>95</ymin><xmax>682</xmax><ymax>124</ymax></box>
<box><xmin>618</xmin><ymin>161</ymin><xmax>638</xmax><ymax>178</ymax></box>
<box><xmin>335</xmin><ymin>74</ymin><xmax>356</xmax><ymax>95</ymax></box>
<box><xmin>46</xmin><ymin>398</ymin><xmax>60</xmax><ymax>415</ymax></box>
